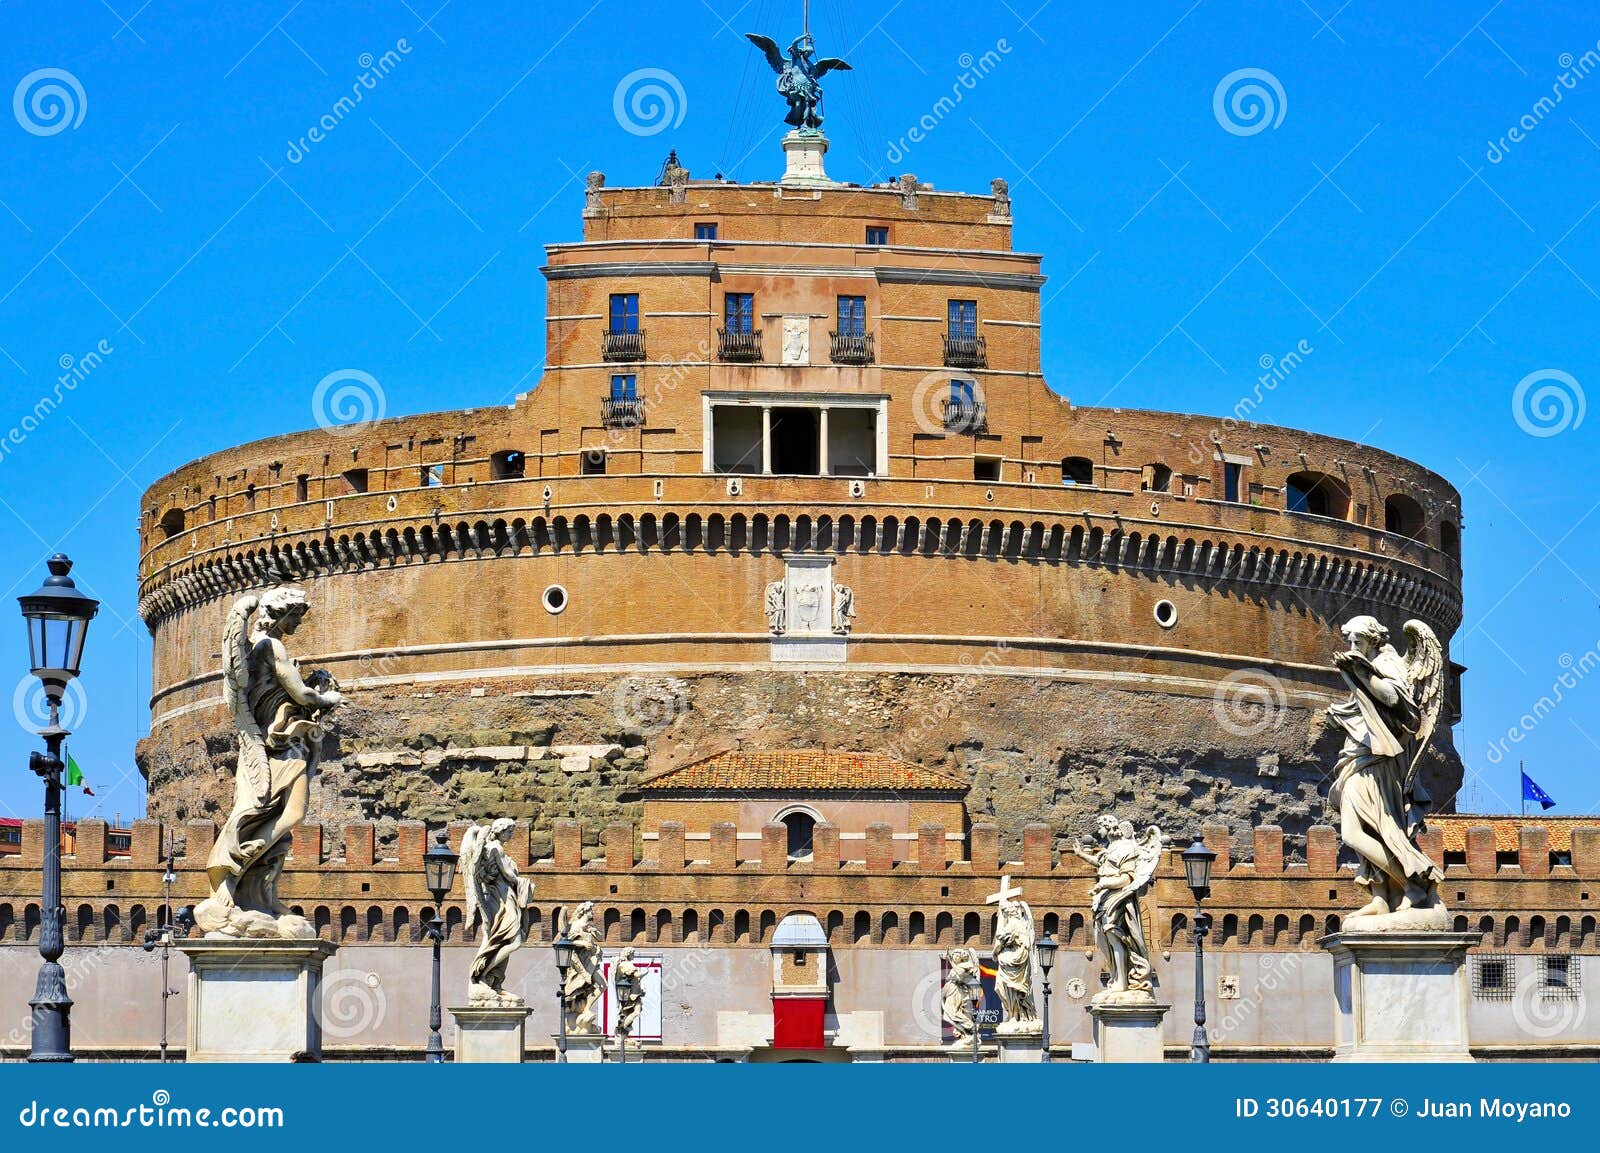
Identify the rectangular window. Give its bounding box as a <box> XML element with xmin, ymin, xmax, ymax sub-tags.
<box><xmin>610</xmin><ymin>374</ymin><xmax>638</xmax><ymax>401</ymax></box>
<box><xmin>421</xmin><ymin>464</ymin><xmax>444</xmax><ymax>488</ymax></box>
<box><xmin>340</xmin><ymin>468</ymin><xmax>368</xmax><ymax>494</ymax></box>
<box><xmin>1224</xmin><ymin>461</ymin><xmax>1241</xmax><ymax>503</ymax></box>
<box><xmin>580</xmin><ymin>449</ymin><xmax>606</xmax><ymax>476</ymax></box>
<box><xmin>694</xmin><ymin>222</ymin><xmax>718</xmax><ymax>240</ymax></box>
<box><xmin>1544</xmin><ymin>954</ymin><xmax>1579</xmax><ymax>996</ymax></box>
<box><xmin>866</xmin><ymin>226</ymin><xmax>889</xmax><ymax>245</ymax></box>
<box><xmin>974</xmin><ymin>456</ymin><xmax>1001</xmax><ymax>482</ymax></box>
<box><xmin>295</xmin><ymin>474</ymin><xmax>310</xmax><ymax>503</ymax></box>
<box><xmin>725</xmin><ymin>292</ymin><xmax>755</xmax><ymax>334</ymax></box>
<box><xmin>951</xmin><ymin>379</ymin><xmax>976</xmax><ymax>407</ymax></box>
<box><xmin>609</xmin><ymin>293</ymin><xmax>640</xmax><ymax>333</ymax></box>
<box><xmin>948</xmin><ymin>299</ymin><xmax>977</xmax><ymax>340</ymax></box>
<box><xmin>836</xmin><ymin>295</ymin><xmax>866</xmax><ymax>337</ymax></box>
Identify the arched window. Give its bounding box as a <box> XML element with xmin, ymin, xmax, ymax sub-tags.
<box><xmin>1061</xmin><ymin>456</ymin><xmax>1094</xmax><ymax>486</ymax></box>
<box><xmin>780</xmin><ymin>810</ymin><xmax>817</xmax><ymax>861</ymax></box>
<box><xmin>1384</xmin><ymin>494</ymin><xmax>1425</xmax><ymax>539</ymax></box>
<box><xmin>1439</xmin><ymin>519</ymin><xmax>1460</xmax><ymax>560</ymax></box>
<box><xmin>1141</xmin><ymin>463</ymin><xmax>1172</xmax><ymax>493</ymax></box>
<box><xmin>1285</xmin><ymin>471</ymin><xmax>1351</xmax><ymax>520</ymax></box>
<box><xmin>158</xmin><ymin>508</ymin><xmax>185</xmax><ymax>539</ymax></box>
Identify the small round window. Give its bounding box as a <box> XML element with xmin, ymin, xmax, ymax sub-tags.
<box><xmin>542</xmin><ymin>584</ymin><xmax>569</xmax><ymax>615</ymax></box>
<box><xmin>1154</xmin><ymin>599</ymin><xmax>1178</xmax><ymax>629</ymax></box>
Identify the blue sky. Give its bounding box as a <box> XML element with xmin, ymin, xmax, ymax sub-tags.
<box><xmin>2</xmin><ymin>1</ymin><xmax>1598</xmax><ymax>824</ymax></box>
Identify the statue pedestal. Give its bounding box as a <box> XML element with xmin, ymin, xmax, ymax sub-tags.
<box><xmin>559</xmin><ymin>1032</ymin><xmax>608</xmax><ymax>1063</ymax></box>
<box><xmin>179</xmin><ymin>938</ymin><xmax>338</xmax><ymax>1062</ymax></box>
<box><xmin>450</xmin><ymin>1005</ymin><xmax>532</xmax><ymax>1063</ymax></box>
<box><xmin>1321</xmin><ymin>930</ymin><xmax>1480</xmax><ymax>1062</ymax></box>
<box><xmin>1087</xmin><ymin>1000</ymin><xmax>1170</xmax><ymax>1062</ymax></box>
<box><xmin>781</xmin><ymin>131</ymin><xmax>835</xmax><ymax>187</ymax></box>
<box><xmin>994</xmin><ymin>1029</ymin><xmax>1045</xmax><ymax>1063</ymax></box>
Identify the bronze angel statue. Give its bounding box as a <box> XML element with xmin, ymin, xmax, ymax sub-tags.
<box><xmin>1327</xmin><ymin>615</ymin><xmax>1448</xmax><ymax>929</ymax></box>
<box><xmin>195</xmin><ymin>589</ymin><xmax>343</xmax><ymax>939</ymax></box>
<box><xmin>745</xmin><ymin>31</ymin><xmax>851</xmax><ymax>132</ymax></box>
<box><xmin>1074</xmin><ymin>815</ymin><xmax>1164</xmax><ymax>1003</ymax></box>
<box><xmin>462</xmin><ymin>818</ymin><xmax>535</xmax><ymax>1004</ymax></box>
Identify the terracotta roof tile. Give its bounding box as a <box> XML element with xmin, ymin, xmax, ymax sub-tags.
<box><xmin>1433</xmin><ymin>814</ymin><xmax>1598</xmax><ymax>854</ymax></box>
<box><xmin>639</xmin><ymin>750</ymin><xmax>966</xmax><ymax>793</ymax></box>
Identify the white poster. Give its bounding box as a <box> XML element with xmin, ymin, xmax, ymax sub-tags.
<box><xmin>600</xmin><ymin>953</ymin><xmax>663</xmax><ymax>1042</ymax></box>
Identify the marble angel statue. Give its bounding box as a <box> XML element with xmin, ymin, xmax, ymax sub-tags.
<box><xmin>613</xmin><ymin>946</ymin><xmax>646</xmax><ymax>1039</ymax></box>
<box><xmin>1074</xmin><ymin>815</ymin><xmax>1164</xmax><ymax>1003</ymax></box>
<box><xmin>1328</xmin><ymin>614</ymin><xmax>1448</xmax><ymax>929</ymax></box>
<box><xmin>196</xmin><ymin>589</ymin><xmax>343</xmax><ymax>939</ymax></box>
<box><xmin>988</xmin><ymin>877</ymin><xmax>1039</xmax><ymax>1033</ymax></box>
<box><xmin>557</xmin><ymin>900</ymin><xmax>605</xmax><ymax>1034</ymax></box>
<box><xmin>941</xmin><ymin>946</ymin><xmax>982</xmax><ymax>1046</ymax></box>
<box><xmin>462</xmin><ymin>818</ymin><xmax>536</xmax><ymax>1005</ymax></box>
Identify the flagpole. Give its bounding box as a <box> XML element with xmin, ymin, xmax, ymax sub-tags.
<box><xmin>1520</xmin><ymin>760</ymin><xmax>1525</xmax><ymax>819</ymax></box>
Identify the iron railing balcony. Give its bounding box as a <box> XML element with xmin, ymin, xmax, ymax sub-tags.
<box><xmin>942</xmin><ymin>332</ymin><xmax>987</xmax><ymax>368</ymax></box>
<box><xmin>941</xmin><ymin>397</ymin><xmax>988</xmax><ymax>433</ymax></box>
<box><xmin>718</xmin><ymin>327</ymin><xmax>763</xmax><ymax>362</ymax></box>
<box><xmin>601</xmin><ymin>397</ymin><xmax>644</xmax><ymax>429</ymax></box>
<box><xmin>602</xmin><ymin>329</ymin><xmax>647</xmax><ymax>362</ymax></box>
<box><xmin>829</xmin><ymin>331</ymin><xmax>875</xmax><ymax>365</ymax></box>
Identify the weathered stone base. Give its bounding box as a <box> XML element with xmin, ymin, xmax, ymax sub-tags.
<box><xmin>780</xmin><ymin>130</ymin><xmax>834</xmax><ymax>187</ymax></box>
<box><xmin>179</xmin><ymin>938</ymin><xmax>337</xmax><ymax>1062</ymax></box>
<box><xmin>450</xmin><ymin>1004</ymin><xmax>531</xmax><ymax>1063</ymax></box>
<box><xmin>995</xmin><ymin>1031</ymin><xmax>1045</xmax><ymax>1063</ymax></box>
<box><xmin>1088</xmin><ymin>1000</ymin><xmax>1170</xmax><ymax>1062</ymax></box>
<box><xmin>560</xmin><ymin>1032</ymin><xmax>607</xmax><ymax>1063</ymax></box>
<box><xmin>1322</xmin><ymin>930</ymin><xmax>1480</xmax><ymax>1062</ymax></box>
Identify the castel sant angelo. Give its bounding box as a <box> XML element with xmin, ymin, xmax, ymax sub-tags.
<box><xmin>10</xmin><ymin>22</ymin><xmax>1598</xmax><ymax>1065</ymax></box>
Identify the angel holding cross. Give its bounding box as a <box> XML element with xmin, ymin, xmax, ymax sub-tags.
<box><xmin>986</xmin><ymin>875</ymin><xmax>1040</xmax><ymax>1033</ymax></box>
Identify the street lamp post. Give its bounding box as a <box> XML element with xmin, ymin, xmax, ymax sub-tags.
<box><xmin>963</xmin><ymin>968</ymin><xmax>983</xmax><ymax>1064</ymax></box>
<box><xmin>18</xmin><ymin>554</ymin><xmax>98</xmax><ymax>1063</ymax></box>
<box><xmin>140</xmin><ymin>836</ymin><xmax>190</xmax><ymax>1062</ymax></box>
<box><xmin>614</xmin><ymin>966</ymin><xmax>637</xmax><ymax>1064</ymax></box>
<box><xmin>1182</xmin><ymin>837</ymin><xmax>1218</xmax><ymax>1064</ymax></box>
<box><xmin>553</xmin><ymin>935</ymin><xmax>574</xmax><ymax>1063</ymax></box>
<box><xmin>1037</xmin><ymin>929</ymin><xmax>1057</xmax><ymax>1063</ymax></box>
<box><xmin>422</xmin><ymin>830</ymin><xmax>459</xmax><ymax>1064</ymax></box>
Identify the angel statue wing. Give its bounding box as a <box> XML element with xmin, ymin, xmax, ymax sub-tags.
<box><xmin>745</xmin><ymin>33</ymin><xmax>786</xmax><ymax>74</ymax></box>
<box><xmin>221</xmin><ymin>594</ymin><xmax>270</xmax><ymax>804</ymax></box>
<box><xmin>1401</xmin><ymin>619</ymin><xmax>1445</xmax><ymax>786</ymax></box>
<box><xmin>460</xmin><ymin>824</ymin><xmax>490</xmax><ymax>937</ymax></box>
<box><xmin>1130</xmin><ymin>826</ymin><xmax>1165</xmax><ymax>893</ymax></box>
<box><xmin>815</xmin><ymin>58</ymin><xmax>852</xmax><ymax>75</ymax></box>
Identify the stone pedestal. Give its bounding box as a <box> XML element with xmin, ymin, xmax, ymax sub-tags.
<box><xmin>780</xmin><ymin>131</ymin><xmax>835</xmax><ymax>187</ymax></box>
<box><xmin>179</xmin><ymin>938</ymin><xmax>337</xmax><ymax>1062</ymax></box>
<box><xmin>559</xmin><ymin>1032</ymin><xmax>607</xmax><ymax>1063</ymax></box>
<box><xmin>1322</xmin><ymin>930</ymin><xmax>1480</xmax><ymax>1062</ymax></box>
<box><xmin>1087</xmin><ymin>1000</ymin><xmax>1171</xmax><ymax>1062</ymax></box>
<box><xmin>994</xmin><ymin>1030</ymin><xmax>1045</xmax><ymax>1063</ymax></box>
<box><xmin>450</xmin><ymin>1005</ymin><xmax>532</xmax><ymax>1063</ymax></box>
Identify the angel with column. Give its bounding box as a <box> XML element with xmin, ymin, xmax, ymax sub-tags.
<box><xmin>1074</xmin><ymin>815</ymin><xmax>1164</xmax><ymax>1004</ymax></box>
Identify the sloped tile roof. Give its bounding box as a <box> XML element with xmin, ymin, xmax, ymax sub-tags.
<box><xmin>1433</xmin><ymin>814</ymin><xmax>1599</xmax><ymax>854</ymax></box>
<box><xmin>639</xmin><ymin>750</ymin><xmax>967</xmax><ymax>793</ymax></box>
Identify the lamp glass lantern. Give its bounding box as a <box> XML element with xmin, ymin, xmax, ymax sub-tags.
<box><xmin>423</xmin><ymin>831</ymin><xmax>458</xmax><ymax>904</ymax></box>
<box><xmin>18</xmin><ymin>554</ymin><xmax>98</xmax><ymax>701</ymax></box>
<box><xmin>1036</xmin><ymin>930</ymin><xmax>1057</xmax><ymax>975</ymax></box>
<box><xmin>1182</xmin><ymin>839</ymin><xmax>1217</xmax><ymax>899</ymax></box>
<box><xmin>553</xmin><ymin>934</ymin><xmax>575</xmax><ymax>973</ymax></box>
<box><xmin>614</xmin><ymin>967</ymin><xmax>637</xmax><ymax>999</ymax></box>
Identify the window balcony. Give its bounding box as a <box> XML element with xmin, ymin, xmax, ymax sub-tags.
<box><xmin>602</xmin><ymin>329</ymin><xmax>647</xmax><ymax>362</ymax></box>
<box><xmin>718</xmin><ymin>327</ymin><xmax>763</xmax><ymax>362</ymax></box>
<box><xmin>601</xmin><ymin>397</ymin><xmax>644</xmax><ymax>429</ymax></box>
<box><xmin>942</xmin><ymin>332</ymin><xmax>986</xmax><ymax>368</ymax></box>
<box><xmin>941</xmin><ymin>397</ymin><xmax>987</xmax><ymax>433</ymax></box>
<box><xmin>829</xmin><ymin>331</ymin><xmax>875</xmax><ymax>365</ymax></box>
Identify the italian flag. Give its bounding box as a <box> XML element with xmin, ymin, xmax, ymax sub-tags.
<box><xmin>65</xmin><ymin>753</ymin><xmax>94</xmax><ymax>797</ymax></box>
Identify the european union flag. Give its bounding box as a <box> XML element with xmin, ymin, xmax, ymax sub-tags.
<box><xmin>1522</xmin><ymin>770</ymin><xmax>1556</xmax><ymax>811</ymax></box>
